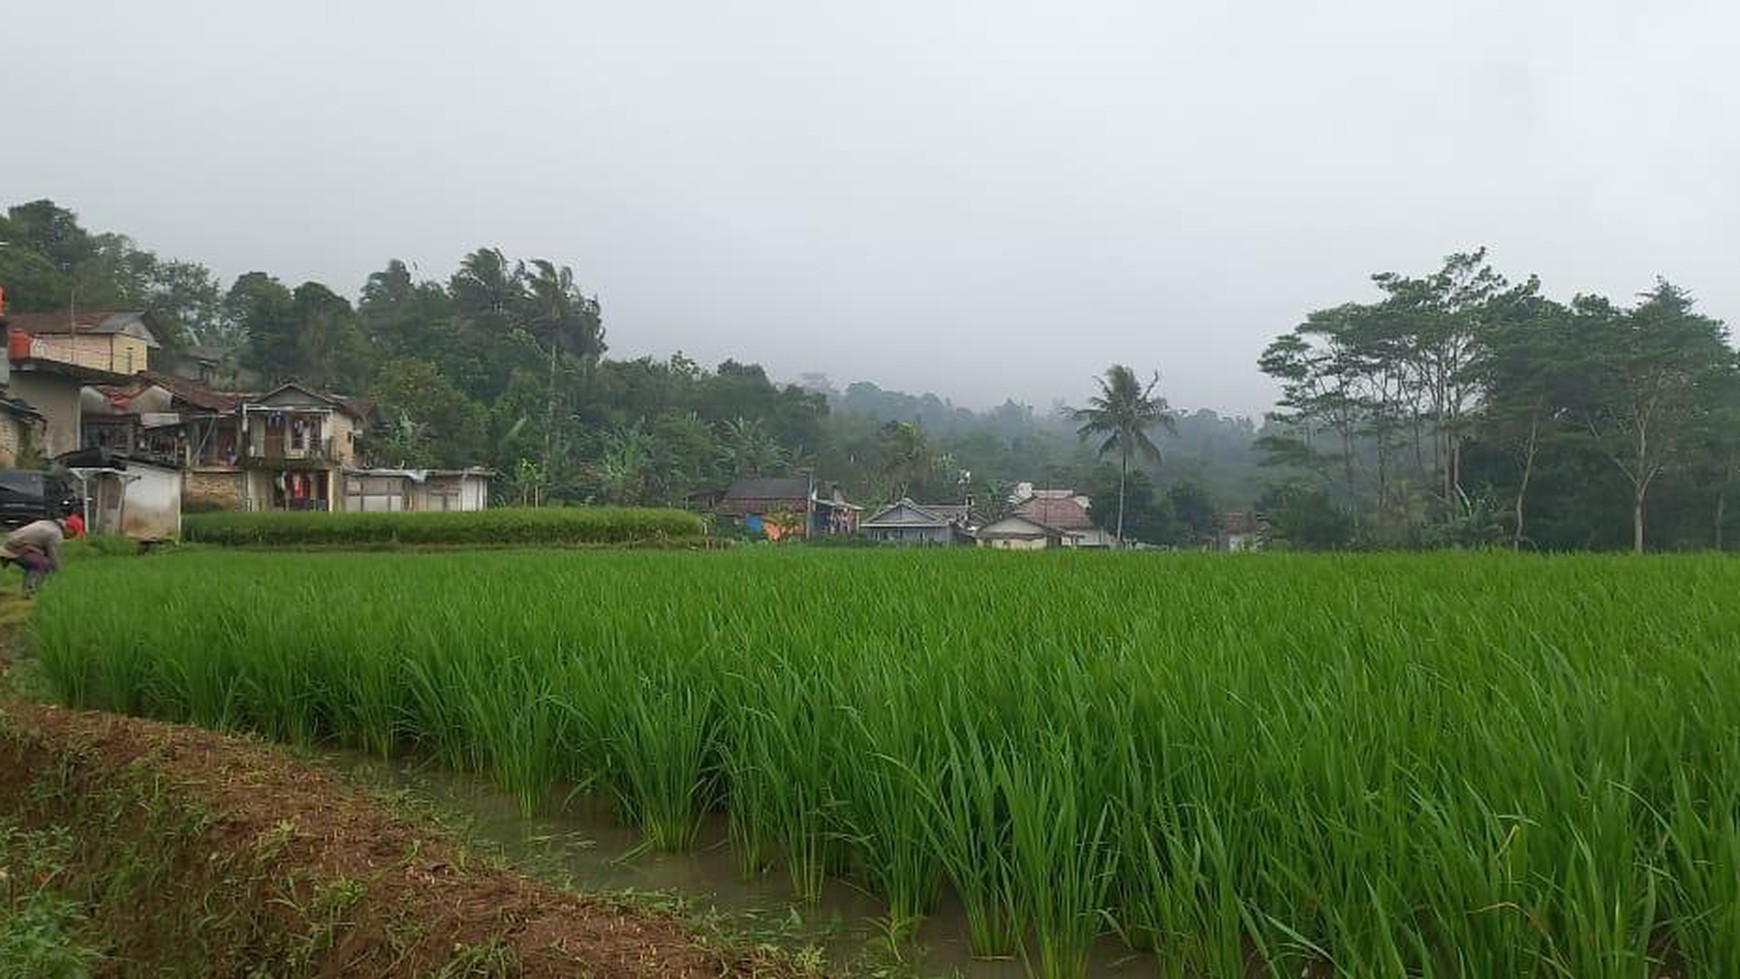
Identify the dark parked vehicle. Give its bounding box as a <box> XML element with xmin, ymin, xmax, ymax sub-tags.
<box><xmin>0</xmin><ymin>470</ymin><xmax>84</xmax><ymax>529</ymax></box>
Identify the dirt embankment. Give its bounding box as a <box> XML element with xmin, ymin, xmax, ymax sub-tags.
<box><xmin>0</xmin><ymin>701</ymin><xmax>799</xmax><ymax>978</ymax></box>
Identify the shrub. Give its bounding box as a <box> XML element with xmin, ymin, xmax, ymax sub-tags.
<box><xmin>182</xmin><ymin>507</ymin><xmax>704</xmax><ymax>548</ymax></box>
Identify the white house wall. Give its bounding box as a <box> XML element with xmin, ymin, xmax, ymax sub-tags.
<box><xmin>120</xmin><ymin>465</ymin><xmax>183</xmax><ymax>541</ymax></box>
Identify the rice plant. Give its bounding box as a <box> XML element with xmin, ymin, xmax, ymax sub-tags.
<box><xmin>29</xmin><ymin>548</ymin><xmax>1740</xmax><ymax>977</ymax></box>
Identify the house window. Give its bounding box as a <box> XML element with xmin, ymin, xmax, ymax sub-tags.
<box><xmin>290</xmin><ymin>417</ymin><xmax>319</xmax><ymax>452</ymax></box>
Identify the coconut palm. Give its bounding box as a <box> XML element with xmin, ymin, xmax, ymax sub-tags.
<box><xmin>1073</xmin><ymin>365</ymin><xmax>1177</xmax><ymax>546</ymax></box>
<box><xmin>877</xmin><ymin>420</ymin><xmax>939</xmax><ymax>502</ymax></box>
<box><xmin>716</xmin><ymin>417</ymin><xmax>789</xmax><ymax>477</ymax></box>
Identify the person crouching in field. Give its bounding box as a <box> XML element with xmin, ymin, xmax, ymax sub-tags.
<box><xmin>2</xmin><ymin>514</ymin><xmax>83</xmax><ymax>595</ymax></box>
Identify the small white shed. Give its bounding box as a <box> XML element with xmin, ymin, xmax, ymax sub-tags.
<box><xmin>65</xmin><ymin>458</ymin><xmax>183</xmax><ymax>542</ymax></box>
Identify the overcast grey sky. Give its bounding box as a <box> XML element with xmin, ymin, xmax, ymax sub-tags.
<box><xmin>4</xmin><ymin>1</ymin><xmax>1736</xmax><ymax>416</ymax></box>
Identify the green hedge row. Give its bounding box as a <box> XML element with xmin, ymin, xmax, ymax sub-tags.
<box><xmin>183</xmin><ymin>507</ymin><xmax>705</xmax><ymax>548</ymax></box>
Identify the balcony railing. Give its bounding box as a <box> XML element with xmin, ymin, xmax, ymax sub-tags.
<box><xmin>245</xmin><ymin>437</ymin><xmax>336</xmax><ymax>463</ymax></box>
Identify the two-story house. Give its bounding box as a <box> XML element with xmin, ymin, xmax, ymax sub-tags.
<box><xmin>238</xmin><ymin>383</ymin><xmax>374</xmax><ymax>511</ymax></box>
<box><xmin>1</xmin><ymin>310</ymin><xmax>164</xmax><ymax>456</ymax></box>
<box><xmin>75</xmin><ymin>370</ymin><xmax>251</xmax><ymax>508</ymax></box>
<box><xmin>76</xmin><ymin>374</ymin><xmax>390</xmax><ymax>513</ymax></box>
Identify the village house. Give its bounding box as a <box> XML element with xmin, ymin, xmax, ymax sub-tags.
<box><xmin>0</xmin><ymin>298</ymin><xmax>491</xmax><ymax>516</ymax></box>
<box><xmin>1</xmin><ymin>310</ymin><xmax>165</xmax><ymax>457</ymax></box>
<box><xmin>238</xmin><ymin>383</ymin><xmax>375</xmax><ymax>511</ymax></box>
<box><xmin>79</xmin><ymin>378</ymin><xmax>182</xmax><ymax>465</ymax></box>
<box><xmin>860</xmin><ymin>498</ymin><xmax>980</xmax><ymax>545</ymax></box>
<box><xmin>1220</xmin><ymin>511</ymin><xmax>1264</xmax><ymax>551</ymax></box>
<box><xmin>73</xmin><ymin>371</ymin><xmax>246</xmax><ymax>509</ymax></box>
<box><xmin>1013</xmin><ymin>487</ymin><xmax>1116</xmax><ymax>548</ymax></box>
<box><xmin>715</xmin><ymin>476</ymin><xmax>860</xmax><ymax>539</ymax></box>
<box><xmin>976</xmin><ymin>512</ymin><xmax>1069</xmax><ymax>549</ymax></box>
<box><xmin>75</xmin><ymin>372</ymin><xmax>493</xmax><ymax>514</ymax></box>
<box><xmin>4</xmin><ymin>310</ymin><xmax>162</xmax><ymax>375</ymax></box>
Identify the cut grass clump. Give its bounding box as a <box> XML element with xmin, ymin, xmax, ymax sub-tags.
<box><xmin>182</xmin><ymin>506</ymin><xmax>704</xmax><ymax>548</ymax></box>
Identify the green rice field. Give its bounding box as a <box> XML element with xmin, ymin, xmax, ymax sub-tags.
<box><xmin>30</xmin><ymin>550</ymin><xmax>1740</xmax><ymax>977</ymax></box>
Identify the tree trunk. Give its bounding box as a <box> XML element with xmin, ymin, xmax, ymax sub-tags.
<box><xmin>1717</xmin><ymin>489</ymin><xmax>1727</xmax><ymax>551</ymax></box>
<box><xmin>1632</xmin><ymin>427</ymin><xmax>1649</xmax><ymax>554</ymax></box>
<box><xmin>1374</xmin><ymin>432</ymin><xmax>1389</xmax><ymax>534</ymax></box>
<box><xmin>543</xmin><ymin>333</ymin><xmax>560</xmax><ymax>491</ymax></box>
<box><xmin>1343</xmin><ymin>445</ymin><xmax>1359</xmax><ymax>541</ymax></box>
<box><xmin>1512</xmin><ymin>413</ymin><xmax>1539</xmax><ymax>550</ymax></box>
<box><xmin>1449</xmin><ymin>438</ymin><xmax>1463</xmax><ymax>514</ymax></box>
<box><xmin>1115</xmin><ymin>448</ymin><xmax>1128</xmax><ymax>548</ymax></box>
<box><xmin>1633</xmin><ymin>487</ymin><xmax>1646</xmax><ymax>554</ymax></box>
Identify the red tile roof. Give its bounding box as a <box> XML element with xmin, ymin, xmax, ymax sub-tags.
<box><xmin>1224</xmin><ymin>512</ymin><xmax>1260</xmax><ymax>535</ymax></box>
<box><xmin>1015</xmin><ymin>494</ymin><xmax>1095</xmax><ymax>530</ymax></box>
<box><xmin>139</xmin><ymin>370</ymin><xmax>244</xmax><ymax>413</ymax></box>
<box><xmin>335</xmin><ymin>395</ymin><xmax>377</xmax><ymax>420</ymax></box>
<box><xmin>4</xmin><ymin>310</ymin><xmax>126</xmax><ymax>333</ymax></box>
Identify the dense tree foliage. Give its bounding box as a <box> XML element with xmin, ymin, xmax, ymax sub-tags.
<box><xmin>0</xmin><ymin>200</ymin><xmax>1268</xmax><ymax>527</ymax></box>
<box><xmin>1258</xmin><ymin>250</ymin><xmax>1740</xmax><ymax>551</ymax></box>
<box><xmin>1</xmin><ymin>200</ymin><xmax>226</xmax><ymax>344</ymax></box>
<box><xmin>24</xmin><ymin>201</ymin><xmax>1732</xmax><ymax>551</ymax></box>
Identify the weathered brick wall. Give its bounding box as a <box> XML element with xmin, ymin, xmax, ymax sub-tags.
<box><xmin>183</xmin><ymin>469</ymin><xmax>246</xmax><ymax>511</ymax></box>
<box><xmin>0</xmin><ymin>417</ymin><xmax>19</xmax><ymax>468</ymax></box>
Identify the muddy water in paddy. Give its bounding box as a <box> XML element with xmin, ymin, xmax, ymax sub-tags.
<box><xmin>328</xmin><ymin>753</ymin><xmax>1154</xmax><ymax>979</ymax></box>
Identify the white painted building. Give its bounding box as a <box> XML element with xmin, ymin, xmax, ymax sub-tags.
<box><xmin>342</xmin><ymin>468</ymin><xmax>492</xmax><ymax>512</ymax></box>
<box><xmin>64</xmin><ymin>457</ymin><xmax>183</xmax><ymax>542</ymax></box>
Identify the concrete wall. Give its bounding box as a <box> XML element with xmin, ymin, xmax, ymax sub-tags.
<box><xmin>345</xmin><ymin>473</ymin><xmax>489</xmax><ymax>512</ymax></box>
<box><xmin>982</xmin><ymin>536</ymin><xmax>1050</xmax><ymax>550</ymax></box>
<box><xmin>329</xmin><ymin>412</ymin><xmax>361</xmax><ymax>465</ymax></box>
<box><xmin>80</xmin><ymin>465</ymin><xmax>182</xmax><ymax>541</ymax></box>
<box><xmin>413</xmin><ymin>474</ymin><xmax>488</xmax><ymax>511</ymax></box>
<box><xmin>344</xmin><ymin>473</ymin><xmax>408</xmax><ymax>512</ymax></box>
<box><xmin>866</xmin><ymin>524</ymin><xmax>952</xmax><ymax>544</ymax></box>
<box><xmin>8</xmin><ymin>372</ymin><xmax>82</xmax><ymax>457</ymax></box>
<box><xmin>120</xmin><ymin>465</ymin><xmax>182</xmax><ymax>541</ymax></box>
<box><xmin>0</xmin><ymin>415</ymin><xmax>29</xmax><ymax>467</ymax></box>
<box><xmin>28</xmin><ymin>334</ymin><xmax>149</xmax><ymax>374</ymax></box>
<box><xmin>975</xmin><ymin>516</ymin><xmax>1060</xmax><ymax>550</ymax></box>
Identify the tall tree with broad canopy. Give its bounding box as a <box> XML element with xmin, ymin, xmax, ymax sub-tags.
<box><xmin>1073</xmin><ymin>365</ymin><xmax>1176</xmax><ymax>546</ymax></box>
<box><xmin>1473</xmin><ymin>293</ymin><xmax>1574</xmax><ymax>548</ymax></box>
<box><xmin>1572</xmin><ymin>282</ymin><xmax>1732</xmax><ymax>552</ymax></box>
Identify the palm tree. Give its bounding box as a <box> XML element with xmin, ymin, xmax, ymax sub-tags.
<box><xmin>716</xmin><ymin>417</ymin><xmax>788</xmax><ymax>477</ymax></box>
<box><xmin>524</xmin><ymin>260</ymin><xmax>605</xmax><ymax>479</ymax></box>
<box><xmin>877</xmin><ymin>420</ymin><xmax>938</xmax><ymax>501</ymax></box>
<box><xmin>451</xmin><ymin>248</ymin><xmax>525</xmax><ymax>326</ymax></box>
<box><xmin>1073</xmin><ymin>365</ymin><xmax>1176</xmax><ymax>546</ymax></box>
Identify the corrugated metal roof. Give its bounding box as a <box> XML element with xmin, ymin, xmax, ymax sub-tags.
<box><xmin>723</xmin><ymin>477</ymin><xmax>809</xmax><ymax>501</ymax></box>
<box><xmin>4</xmin><ymin>310</ymin><xmax>164</xmax><ymax>346</ymax></box>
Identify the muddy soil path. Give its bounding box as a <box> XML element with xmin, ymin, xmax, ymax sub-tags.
<box><xmin>0</xmin><ymin>699</ymin><xmax>802</xmax><ymax>978</ymax></box>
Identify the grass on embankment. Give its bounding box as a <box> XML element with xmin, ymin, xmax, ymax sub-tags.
<box><xmin>0</xmin><ymin>700</ymin><xmax>802</xmax><ymax>979</ymax></box>
<box><xmin>183</xmin><ymin>506</ymin><xmax>706</xmax><ymax>548</ymax></box>
<box><xmin>0</xmin><ymin>706</ymin><xmax>376</xmax><ymax>977</ymax></box>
